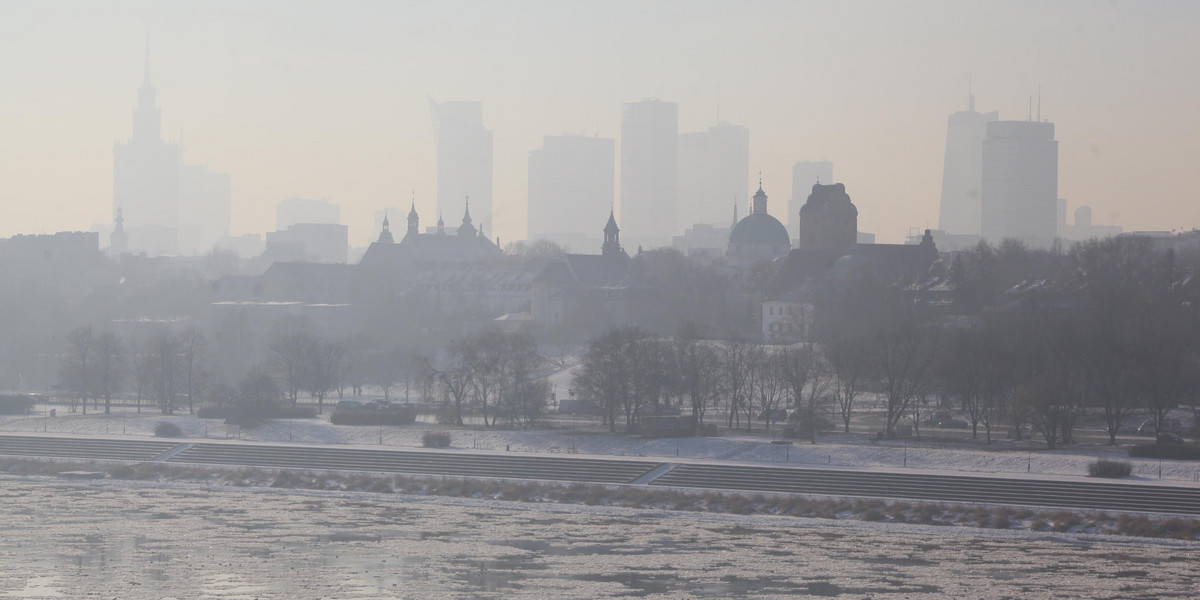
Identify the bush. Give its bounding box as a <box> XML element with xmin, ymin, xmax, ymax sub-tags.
<box><xmin>422</xmin><ymin>431</ymin><xmax>451</xmax><ymax>448</ymax></box>
<box><xmin>330</xmin><ymin>406</ymin><xmax>417</xmax><ymax>426</ymax></box>
<box><xmin>1129</xmin><ymin>444</ymin><xmax>1200</xmax><ymax>460</ymax></box>
<box><xmin>153</xmin><ymin>422</ymin><xmax>182</xmax><ymax>437</ymax></box>
<box><xmin>1088</xmin><ymin>459</ymin><xmax>1133</xmax><ymax>478</ymax></box>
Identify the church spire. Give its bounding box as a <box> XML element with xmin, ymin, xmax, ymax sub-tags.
<box><xmin>457</xmin><ymin>195</ymin><xmax>476</xmax><ymax>238</ymax></box>
<box><xmin>406</xmin><ymin>190</ymin><xmax>419</xmax><ymax>237</ymax></box>
<box><xmin>377</xmin><ymin>211</ymin><xmax>394</xmax><ymax>244</ymax></box>
<box><xmin>602</xmin><ymin>208</ymin><xmax>622</xmax><ymax>258</ymax></box>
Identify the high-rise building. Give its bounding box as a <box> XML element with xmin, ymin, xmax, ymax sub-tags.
<box><xmin>981</xmin><ymin>121</ymin><xmax>1058</xmax><ymax>247</ymax></box>
<box><xmin>177</xmin><ymin>165</ymin><xmax>231</xmax><ymax>255</ymax></box>
<box><xmin>276</xmin><ymin>198</ymin><xmax>341</xmax><ymax>230</ymax></box>
<box><xmin>429</xmin><ymin>100</ymin><xmax>494</xmax><ymax>236</ymax></box>
<box><xmin>788</xmin><ymin>161</ymin><xmax>834</xmax><ymax>238</ymax></box>
<box><xmin>937</xmin><ymin>95</ymin><xmax>998</xmax><ymax>235</ymax></box>
<box><xmin>677</xmin><ymin>123</ymin><xmax>749</xmax><ymax>229</ymax></box>
<box><xmin>620</xmin><ymin>99</ymin><xmax>678</xmax><ymax>247</ymax></box>
<box><xmin>113</xmin><ymin>47</ymin><xmax>180</xmax><ymax>255</ymax></box>
<box><xmin>527</xmin><ymin>135</ymin><xmax>615</xmax><ymax>250</ymax></box>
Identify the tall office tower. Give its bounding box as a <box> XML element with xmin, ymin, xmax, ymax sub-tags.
<box><xmin>113</xmin><ymin>47</ymin><xmax>180</xmax><ymax>255</ymax></box>
<box><xmin>788</xmin><ymin>160</ymin><xmax>834</xmax><ymax>237</ymax></box>
<box><xmin>177</xmin><ymin>165</ymin><xmax>231</xmax><ymax>255</ymax></box>
<box><xmin>527</xmin><ymin>135</ymin><xmax>615</xmax><ymax>249</ymax></box>
<box><xmin>677</xmin><ymin>123</ymin><xmax>749</xmax><ymax>229</ymax></box>
<box><xmin>276</xmin><ymin>198</ymin><xmax>341</xmax><ymax>230</ymax></box>
<box><xmin>981</xmin><ymin>121</ymin><xmax>1058</xmax><ymax>247</ymax></box>
<box><xmin>620</xmin><ymin>99</ymin><xmax>678</xmax><ymax>246</ymax></box>
<box><xmin>429</xmin><ymin>100</ymin><xmax>494</xmax><ymax>236</ymax></box>
<box><xmin>937</xmin><ymin>94</ymin><xmax>999</xmax><ymax>235</ymax></box>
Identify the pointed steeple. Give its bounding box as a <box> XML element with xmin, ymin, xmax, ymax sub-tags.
<box><xmin>732</xmin><ymin>197</ymin><xmax>738</xmax><ymax>227</ymax></box>
<box><xmin>110</xmin><ymin>206</ymin><xmax>129</xmax><ymax>256</ymax></box>
<box><xmin>437</xmin><ymin>212</ymin><xmax>445</xmax><ymax>235</ymax></box>
<box><xmin>406</xmin><ymin>191</ymin><xmax>419</xmax><ymax>237</ymax></box>
<box><xmin>752</xmin><ymin>176</ymin><xmax>768</xmax><ymax>215</ymax></box>
<box><xmin>377</xmin><ymin>211</ymin><xmax>394</xmax><ymax>243</ymax></box>
<box><xmin>602</xmin><ymin>208</ymin><xmax>622</xmax><ymax>258</ymax></box>
<box><xmin>458</xmin><ymin>195</ymin><xmax>476</xmax><ymax>238</ymax></box>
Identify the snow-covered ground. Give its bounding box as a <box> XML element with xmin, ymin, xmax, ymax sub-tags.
<box><xmin>0</xmin><ymin>477</ymin><xmax>1196</xmax><ymax>599</ymax></box>
<box><xmin>3</xmin><ymin>407</ymin><xmax>1200</xmax><ymax>485</ymax></box>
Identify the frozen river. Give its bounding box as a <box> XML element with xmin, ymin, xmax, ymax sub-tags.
<box><xmin>0</xmin><ymin>477</ymin><xmax>1196</xmax><ymax>599</ymax></box>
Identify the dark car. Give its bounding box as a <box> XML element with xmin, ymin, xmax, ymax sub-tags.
<box><xmin>1159</xmin><ymin>433</ymin><xmax>1185</xmax><ymax>445</ymax></box>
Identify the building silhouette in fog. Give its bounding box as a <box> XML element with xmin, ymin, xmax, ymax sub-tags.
<box><xmin>112</xmin><ymin>47</ymin><xmax>230</xmax><ymax>256</ymax></box>
<box><xmin>727</xmin><ymin>181</ymin><xmax>790</xmax><ymax>267</ymax></box>
<box><xmin>678</xmin><ymin>123</ymin><xmax>749</xmax><ymax>229</ymax></box>
<box><xmin>527</xmin><ymin>134</ymin><xmax>614</xmax><ymax>250</ymax></box>
<box><xmin>788</xmin><ymin>161</ymin><xmax>833</xmax><ymax>238</ymax></box>
<box><xmin>430</xmin><ymin>99</ymin><xmax>493</xmax><ymax>237</ymax></box>
<box><xmin>276</xmin><ymin>198</ymin><xmax>341</xmax><ymax>230</ymax></box>
<box><xmin>177</xmin><ymin>165</ymin><xmax>231</xmax><ymax>255</ymax></box>
<box><xmin>113</xmin><ymin>49</ymin><xmax>180</xmax><ymax>255</ymax></box>
<box><xmin>937</xmin><ymin>94</ymin><xmax>998</xmax><ymax>236</ymax></box>
<box><xmin>981</xmin><ymin>120</ymin><xmax>1058</xmax><ymax>247</ymax></box>
<box><xmin>620</xmin><ymin>99</ymin><xmax>678</xmax><ymax>247</ymax></box>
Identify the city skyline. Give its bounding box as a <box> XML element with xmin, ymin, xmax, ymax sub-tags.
<box><xmin>2</xmin><ymin>1</ymin><xmax>1199</xmax><ymax>247</ymax></box>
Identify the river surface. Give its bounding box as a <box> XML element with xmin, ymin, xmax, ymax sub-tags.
<box><xmin>0</xmin><ymin>477</ymin><xmax>1196</xmax><ymax>598</ymax></box>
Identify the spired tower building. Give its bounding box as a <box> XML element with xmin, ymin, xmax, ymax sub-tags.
<box><xmin>113</xmin><ymin>44</ymin><xmax>181</xmax><ymax>255</ymax></box>
<box><xmin>726</xmin><ymin>179</ymin><xmax>790</xmax><ymax>266</ymax></box>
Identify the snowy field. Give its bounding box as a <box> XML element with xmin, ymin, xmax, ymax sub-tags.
<box><xmin>0</xmin><ymin>477</ymin><xmax>1196</xmax><ymax>599</ymax></box>
<box><xmin>3</xmin><ymin>408</ymin><xmax>1200</xmax><ymax>484</ymax></box>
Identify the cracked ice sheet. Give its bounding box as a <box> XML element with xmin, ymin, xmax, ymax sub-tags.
<box><xmin>0</xmin><ymin>477</ymin><xmax>1197</xmax><ymax>599</ymax></box>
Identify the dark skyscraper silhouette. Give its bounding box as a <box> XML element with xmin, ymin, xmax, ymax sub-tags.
<box><xmin>620</xmin><ymin>99</ymin><xmax>678</xmax><ymax>247</ymax></box>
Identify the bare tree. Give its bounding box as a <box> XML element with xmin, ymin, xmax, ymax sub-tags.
<box><xmin>573</xmin><ymin>328</ymin><xmax>634</xmax><ymax>433</ymax></box>
<box><xmin>722</xmin><ymin>338</ymin><xmax>755</xmax><ymax>430</ymax></box>
<box><xmin>60</xmin><ymin>325</ymin><xmax>95</xmax><ymax>414</ymax></box>
<box><xmin>269</xmin><ymin>318</ymin><xmax>316</xmax><ymax>406</ymax></box>
<box><xmin>305</xmin><ymin>340</ymin><xmax>346</xmax><ymax>415</ymax></box>
<box><xmin>778</xmin><ymin>343</ymin><xmax>832</xmax><ymax>443</ymax></box>
<box><xmin>93</xmin><ymin>331</ymin><xmax>124</xmax><ymax>415</ymax></box>
<box><xmin>674</xmin><ymin>323</ymin><xmax>722</xmax><ymax>426</ymax></box>
<box><xmin>178</xmin><ymin>326</ymin><xmax>207</xmax><ymax>415</ymax></box>
<box><xmin>826</xmin><ymin>334</ymin><xmax>870</xmax><ymax>434</ymax></box>
<box><xmin>145</xmin><ymin>329</ymin><xmax>180</xmax><ymax>415</ymax></box>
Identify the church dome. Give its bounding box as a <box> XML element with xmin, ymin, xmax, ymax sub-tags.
<box><xmin>729</xmin><ymin>213</ymin><xmax>790</xmax><ymax>246</ymax></box>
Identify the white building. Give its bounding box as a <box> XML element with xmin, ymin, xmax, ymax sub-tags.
<box><xmin>981</xmin><ymin>121</ymin><xmax>1058</xmax><ymax>247</ymax></box>
<box><xmin>620</xmin><ymin>99</ymin><xmax>678</xmax><ymax>247</ymax></box>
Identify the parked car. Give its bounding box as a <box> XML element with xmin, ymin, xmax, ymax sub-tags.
<box><xmin>758</xmin><ymin>409</ymin><xmax>788</xmax><ymax>422</ymax></box>
<box><xmin>938</xmin><ymin>418</ymin><xmax>969</xmax><ymax>429</ymax></box>
<box><xmin>1159</xmin><ymin>433</ymin><xmax>1185</xmax><ymax>445</ymax></box>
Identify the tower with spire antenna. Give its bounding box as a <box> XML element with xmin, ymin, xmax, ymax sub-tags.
<box><xmin>377</xmin><ymin>211</ymin><xmax>394</xmax><ymax>244</ymax></box>
<box><xmin>113</xmin><ymin>38</ymin><xmax>181</xmax><ymax>255</ymax></box>
<box><xmin>602</xmin><ymin>209</ymin><xmax>623</xmax><ymax>258</ymax></box>
<box><xmin>937</xmin><ymin>80</ymin><xmax>998</xmax><ymax>236</ymax></box>
<box><xmin>109</xmin><ymin>207</ymin><xmax>129</xmax><ymax>256</ymax></box>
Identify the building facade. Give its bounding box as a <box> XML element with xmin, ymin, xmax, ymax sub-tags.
<box><xmin>937</xmin><ymin>96</ymin><xmax>998</xmax><ymax>236</ymax></box>
<box><xmin>981</xmin><ymin>121</ymin><xmax>1058</xmax><ymax>247</ymax></box>
<box><xmin>788</xmin><ymin>161</ymin><xmax>833</xmax><ymax>238</ymax></box>
<box><xmin>430</xmin><ymin>100</ymin><xmax>494</xmax><ymax>237</ymax></box>
<box><xmin>620</xmin><ymin>99</ymin><xmax>678</xmax><ymax>247</ymax></box>
<box><xmin>677</xmin><ymin>123</ymin><xmax>749</xmax><ymax>229</ymax></box>
<box><xmin>527</xmin><ymin>134</ymin><xmax>615</xmax><ymax>248</ymax></box>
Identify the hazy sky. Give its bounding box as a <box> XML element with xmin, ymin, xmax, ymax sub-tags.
<box><xmin>2</xmin><ymin>0</ymin><xmax>1198</xmax><ymax>245</ymax></box>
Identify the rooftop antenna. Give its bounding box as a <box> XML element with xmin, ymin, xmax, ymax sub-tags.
<box><xmin>1037</xmin><ymin>85</ymin><xmax>1042</xmax><ymax>122</ymax></box>
<box><xmin>968</xmin><ymin>70</ymin><xmax>974</xmax><ymax>112</ymax></box>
